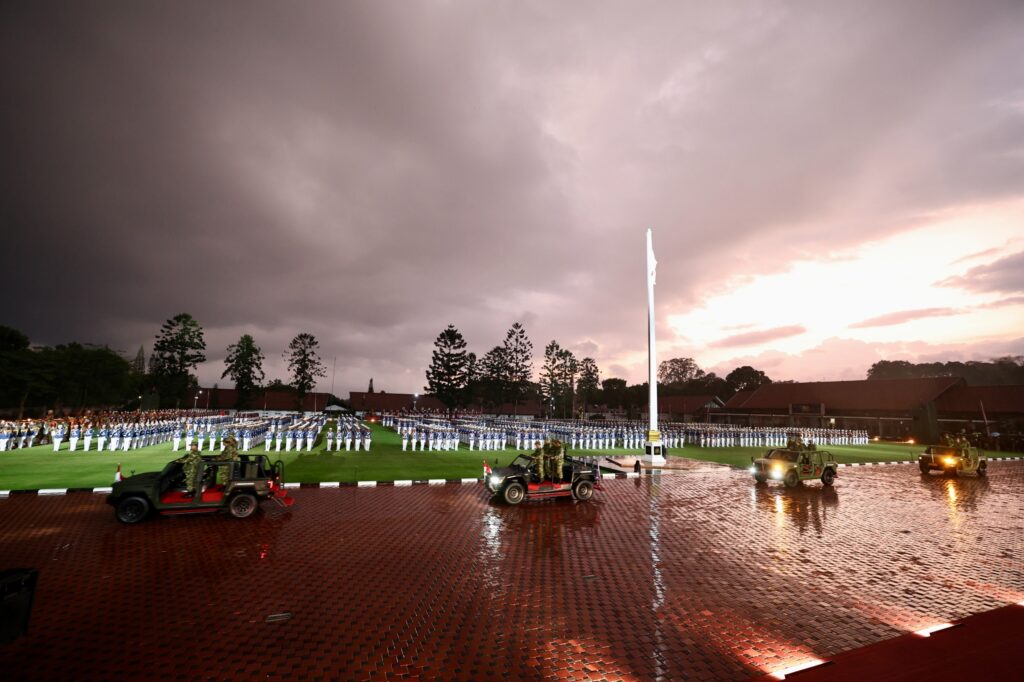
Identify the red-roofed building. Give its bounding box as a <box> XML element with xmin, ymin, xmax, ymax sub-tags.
<box><xmin>348</xmin><ymin>392</ymin><xmax>446</xmax><ymax>413</ymax></box>
<box><xmin>711</xmin><ymin>377</ymin><xmax>1023</xmax><ymax>441</ymax></box>
<box><xmin>658</xmin><ymin>395</ymin><xmax>724</xmax><ymax>421</ymax></box>
<box><xmin>934</xmin><ymin>385</ymin><xmax>1024</xmax><ymax>420</ymax></box>
<box><xmin>190</xmin><ymin>387</ymin><xmax>338</xmax><ymax>412</ymax></box>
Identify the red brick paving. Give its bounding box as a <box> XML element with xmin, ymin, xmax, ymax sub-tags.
<box><xmin>0</xmin><ymin>462</ymin><xmax>1021</xmax><ymax>680</ymax></box>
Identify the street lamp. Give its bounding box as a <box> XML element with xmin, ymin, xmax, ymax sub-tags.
<box><xmin>194</xmin><ymin>390</ymin><xmax>202</xmax><ymax>410</ymax></box>
<box><xmin>413</xmin><ymin>393</ymin><xmax>418</xmax><ymax>412</ymax></box>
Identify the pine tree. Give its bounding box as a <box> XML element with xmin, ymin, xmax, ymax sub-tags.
<box><xmin>424</xmin><ymin>324</ymin><xmax>469</xmax><ymax>415</ymax></box>
<box><xmin>131</xmin><ymin>346</ymin><xmax>146</xmax><ymax>375</ymax></box>
<box><xmin>285</xmin><ymin>333</ymin><xmax>326</xmax><ymax>409</ymax></box>
<box><xmin>368</xmin><ymin>378</ymin><xmax>375</xmax><ymax>394</ymax></box>
<box><xmin>578</xmin><ymin>357</ymin><xmax>600</xmax><ymax>416</ymax></box>
<box><xmin>150</xmin><ymin>314</ymin><xmax>207</xmax><ymax>407</ymax></box>
<box><xmin>503</xmin><ymin>322</ymin><xmax>533</xmax><ymax>414</ymax></box>
<box><xmin>222</xmin><ymin>334</ymin><xmax>265</xmax><ymax>409</ymax></box>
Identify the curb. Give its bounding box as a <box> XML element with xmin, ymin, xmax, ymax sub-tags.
<box><xmin>3</xmin><ymin>458</ymin><xmax>1022</xmax><ymax>497</ymax></box>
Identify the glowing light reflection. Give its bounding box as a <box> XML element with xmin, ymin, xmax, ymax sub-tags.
<box><xmin>769</xmin><ymin>658</ymin><xmax>828</xmax><ymax>679</ymax></box>
<box><xmin>914</xmin><ymin>623</ymin><xmax>954</xmax><ymax>637</ymax></box>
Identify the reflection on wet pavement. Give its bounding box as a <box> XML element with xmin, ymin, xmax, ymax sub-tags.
<box><xmin>0</xmin><ymin>462</ymin><xmax>1021</xmax><ymax>680</ymax></box>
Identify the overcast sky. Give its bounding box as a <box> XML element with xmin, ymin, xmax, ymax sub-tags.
<box><xmin>3</xmin><ymin>1</ymin><xmax>1023</xmax><ymax>396</ymax></box>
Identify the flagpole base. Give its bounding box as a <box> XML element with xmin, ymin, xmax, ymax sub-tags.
<box><xmin>643</xmin><ymin>441</ymin><xmax>667</xmax><ymax>466</ymax></box>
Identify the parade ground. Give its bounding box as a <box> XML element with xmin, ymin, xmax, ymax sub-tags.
<box><xmin>1</xmin><ymin>459</ymin><xmax>1021</xmax><ymax>680</ymax></box>
<box><xmin>0</xmin><ymin>422</ymin><xmax>970</xmax><ymax>491</ymax></box>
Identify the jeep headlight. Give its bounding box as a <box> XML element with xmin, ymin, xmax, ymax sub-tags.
<box><xmin>748</xmin><ymin>466</ymin><xmax>756</xmax><ymax>474</ymax></box>
<box><xmin>943</xmin><ymin>457</ymin><xmax>957</xmax><ymax>466</ymax></box>
<box><xmin>489</xmin><ymin>475</ymin><xmax>502</xmax><ymax>487</ymax></box>
<box><xmin>771</xmin><ymin>464</ymin><xmax>783</xmax><ymax>480</ymax></box>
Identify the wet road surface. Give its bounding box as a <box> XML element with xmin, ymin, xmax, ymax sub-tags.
<box><xmin>1</xmin><ymin>460</ymin><xmax>1021</xmax><ymax>680</ymax></box>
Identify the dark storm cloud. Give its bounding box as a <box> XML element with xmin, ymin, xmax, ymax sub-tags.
<box><xmin>849</xmin><ymin>307</ymin><xmax>964</xmax><ymax>329</ymax></box>
<box><xmin>940</xmin><ymin>251</ymin><xmax>1024</xmax><ymax>294</ymax></box>
<box><xmin>710</xmin><ymin>325</ymin><xmax>806</xmax><ymax>348</ymax></box>
<box><xmin>3</xmin><ymin>1</ymin><xmax>1023</xmax><ymax>392</ymax></box>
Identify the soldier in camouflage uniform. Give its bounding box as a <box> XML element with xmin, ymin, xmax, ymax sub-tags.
<box><xmin>550</xmin><ymin>439</ymin><xmax>564</xmax><ymax>483</ymax></box>
<box><xmin>175</xmin><ymin>443</ymin><xmax>203</xmax><ymax>496</ymax></box>
<box><xmin>531</xmin><ymin>440</ymin><xmax>545</xmax><ymax>482</ymax></box>
<box><xmin>215</xmin><ymin>433</ymin><xmax>241</xmax><ymax>485</ymax></box>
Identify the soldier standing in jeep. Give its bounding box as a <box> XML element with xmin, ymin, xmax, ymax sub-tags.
<box><xmin>175</xmin><ymin>443</ymin><xmax>202</xmax><ymax>496</ymax></box>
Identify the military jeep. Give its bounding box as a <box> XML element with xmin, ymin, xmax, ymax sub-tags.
<box><xmin>750</xmin><ymin>448</ymin><xmax>838</xmax><ymax>488</ymax></box>
<box><xmin>918</xmin><ymin>445</ymin><xmax>987</xmax><ymax>477</ymax></box>
<box><xmin>485</xmin><ymin>454</ymin><xmax>602</xmax><ymax>504</ymax></box>
<box><xmin>106</xmin><ymin>454</ymin><xmax>293</xmax><ymax>524</ymax></box>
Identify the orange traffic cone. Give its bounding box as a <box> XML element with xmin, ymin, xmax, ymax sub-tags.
<box><xmin>115</xmin><ymin>463</ymin><xmax>123</xmax><ymax>482</ymax></box>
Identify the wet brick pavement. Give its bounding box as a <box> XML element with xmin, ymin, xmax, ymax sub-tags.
<box><xmin>1</xmin><ymin>461</ymin><xmax>1021</xmax><ymax>680</ymax></box>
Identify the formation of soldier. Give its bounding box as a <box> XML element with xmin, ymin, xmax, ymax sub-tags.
<box><xmin>0</xmin><ymin>410</ymin><xmax>229</xmax><ymax>453</ymax></box>
<box><xmin>378</xmin><ymin>413</ymin><xmax>869</xmax><ymax>452</ymax></box>
<box><xmin>324</xmin><ymin>417</ymin><xmax>371</xmax><ymax>452</ymax></box>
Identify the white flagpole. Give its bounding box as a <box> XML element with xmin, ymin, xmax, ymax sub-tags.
<box><xmin>644</xmin><ymin>229</ymin><xmax>665</xmax><ymax>465</ymax></box>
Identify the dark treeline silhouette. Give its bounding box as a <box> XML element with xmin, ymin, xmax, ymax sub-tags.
<box><xmin>867</xmin><ymin>357</ymin><xmax>1024</xmax><ymax>385</ymax></box>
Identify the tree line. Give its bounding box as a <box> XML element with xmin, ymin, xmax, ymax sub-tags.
<box><xmin>0</xmin><ymin>315</ymin><xmax>329</xmax><ymax>415</ymax></box>
<box><xmin>422</xmin><ymin>322</ymin><xmax>775</xmax><ymax>417</ymax></box>
<box><xmin>867</xmin><ymin>357</ymin><xmax>1024</xmax><ymax>385</ymax></box>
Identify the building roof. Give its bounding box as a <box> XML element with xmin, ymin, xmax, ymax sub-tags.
<box><xmin>722</xmin><ymin>389</ymin><xmax>755</xmax><ymax>409</ymax></box>
<box><xmin>934</xmin><ymin>384</ymin><xmax>1024</xmax><ymax>415</ymax></box>
<box><xmin>729</xmin><ymin>377</ymin><xmax>965</xmax><ymax>412</ymax></box>
<box><xmin>348</xmin><ymin>392</ymin><xmax>446</xmax><ymax>412</ymax></box>
<box><xmin>660</xmin><ymin>395</ymin><xmax>724</xmax><ymax>414</ymax></box>
<box><xmin>192</xmin><ymin>388</ymin><xmax>335</xmax><ymax>411</ymax></box>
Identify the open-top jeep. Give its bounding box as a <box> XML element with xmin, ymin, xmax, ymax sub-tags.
<box><xmin>485</xmin><ymin>454</ymin><xmax>602</xmax><ymax>504</ymax></box>
<box><xmin>107</xmin><ymin>454</ymin><xmax>293</xmax><ymax>523</ymax></box>
<box><xmin>750</xmin><ymin>448</ymin><xmax>838</xmax><ymax>487</ymax></box>
<box><xmin>918</xmin><ymin>445</ymin><xmax>987</xmax><ymax>477</ymax></box>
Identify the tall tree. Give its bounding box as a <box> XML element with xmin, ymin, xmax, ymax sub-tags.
<box><xmin>725</xmin><ymin>365</ymin><xmax>772</xmax><ymax>393</ymax></box>
<box><xmin>131</xmin><ymin>346</ymin><xmax>146</xmax><ymax>375</ymax></box>
<box><xmin>657</xmin><ymin>357</ymin><xmax>705</xmax><ymax>386</ymax></box>
<box><xmin>577</xmin><ymin>357</ymin><xmax>600</xmax><ymax>416</ymax></box>
<box><xmin>150</xmin><ymin>313</ymin><xmax>207</xmax><ymax>407</ymax></box>
<box><xmin>222</xmin><ymin>334</ymin><xmax>265</xmax><ymax>409</ymax></box>
<box><xmin>601</xmin><ymin>377</ymin><xmax>627</xmax><ymax>409</ymax></box>
<box><xmin>557</xmin><ymin>347</ymin><xmax>579</xmax><ymax>417</ymax></box>
<box><xmin>464</xmin><ymin>352</ymin><xmax>480</xmax><ymax>406</ymax></box>
<box><xmin>368</xmin><ymin>377</ymin><xmax>375</xmax><ymax>393</ymax></box>
<box><xmin>424</xmin><ymin>324</ymin><xmax>469</xmax><ymax>415</ymax></box>
<box><xmin>539</xmin><ymin>341</ymin><xmax>562</xmax><ymax>417</ymax></box>
<box><xmin>480</xmin><ymin>345</ymin><xmax>510</xmax><ymax>409</ymax></box>
<box><xmin>285</xmin><ymin>333</ymin><xmax>326</xmax><ymax>409</ymax></box>
<box><xmin>503</xmin><ymin>322</ymin><xmax>534</xmax><ymax>414</ymax></box>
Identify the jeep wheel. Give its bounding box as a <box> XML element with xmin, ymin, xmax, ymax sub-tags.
<box><xmin>573</xmin><ymin>479</ymin><xmax>594</xmax><ymax>501</ymax></box>
<box><xmin>821</xmin><ymin>468</ymin><xmax>835</xmax><ymax>486</ymax></box>
<box><xmin>977</xmin><ymin>461</ymin><xmax>987</xmax><ymax>477</ymax></box>
<box><xmin>919</xmin><ymin>460</ymin><xmax>930</xmax><ymax>474</ymax></box>
<box><xmin>503</xmin><ymin>481</ymin><xmax>525</xmax><ymax>505</ymax></box>
<box><xmin>753</xmin><ymin>474</ymin><xmax>767</xmax><ymax>484</ymax></box>
<box><xmin>784</xmin><ymin>469</ymin><xmax>800</xmax><ymax>488</ymax></box>
<box><xmin>228</xmin><ymin>492</ymin><xmax>257</xmax><ymax>519</ymax></box>
<box><xmin>116</xmin><ymin>496</ymin><xmax>149</xmax><ymax>524</ymax></box>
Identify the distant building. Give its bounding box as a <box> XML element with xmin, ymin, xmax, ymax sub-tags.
<box><xmin>658</xmin><ymin>394</ymin><xmax>725</xmax><ymax>421</ymax></box>
<box><xmin>348</xmin><ymin>391</ymin><xmax>445</xmax><ymax>413</ymax></box>
<box><xmin>190</xmin><ymin>387</ymin><xmax>337</xmax><ymax>412</ymax></box>
<box><xmin>712</xmin><ymin>377</ymin><xmax>1024</xmax><ymax>441</ymax></box>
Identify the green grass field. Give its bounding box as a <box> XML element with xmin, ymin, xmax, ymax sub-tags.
<box><xmin>0</xmin><ymin>423</ymin><xmax>1018</xmax><ymax>490</ymax></box>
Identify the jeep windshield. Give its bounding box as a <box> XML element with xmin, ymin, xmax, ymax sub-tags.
<box><xmin>766</xmin><ymin>450</ymin><xmax>799</xmax><ymax>462</ymax></box>
<box><xmin>925</xmin><ymin>447</ymin><xmax>958</xmax><ymax>456</ymax></box>
<box><xmin>510</xmin><ymin>455</ymin><xmax>535</xmax><ymax>469</ymax></box>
